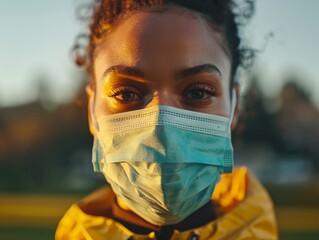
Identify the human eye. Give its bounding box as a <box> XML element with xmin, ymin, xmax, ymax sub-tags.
<box><xmin>109</xmin><ymin>86</ymin><xmax>142</xmax><ymax>102</ymax></box>
<box><xmin>183</xmin><ymin>84</ymin><xmax>216</xmax><ymax>102</ymax></box>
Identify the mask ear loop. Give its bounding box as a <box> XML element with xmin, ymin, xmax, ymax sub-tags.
<box><xmin>89</xmin><ymin>92</ymin><xmax>103</xmax><ymax>172</ymax></box>
<box><xmin>89</xmin><ymin>91</ymin><xmax>100</xmax><ymax>132</ymax></box>
<box><xmin>221</xmin><ymin>88</ymin><xmax>237</xmax><ymax>173</ymax></box>
<box><xmin>228</xmin><ymin>88</ymin><xmax>237</xmax><ymax>132</ymax></box>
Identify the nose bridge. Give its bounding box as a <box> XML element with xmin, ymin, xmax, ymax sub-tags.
<box><xmin>146</xmin><ymin>89</ymin><xmax>178</xmax><ymax>108</ymax></box>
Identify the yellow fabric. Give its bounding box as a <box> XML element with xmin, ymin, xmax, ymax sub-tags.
<box><xmin>55</xmin><ymin>167</ymin><xmax>278</xmax><ymax>240</ymax></box>
<box><xmin>212</xmin><ymin>167</ymin><xmax>248</xmax><ymax>211</ymax></box>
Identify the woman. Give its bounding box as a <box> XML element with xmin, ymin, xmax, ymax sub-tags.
<box><xmin>56</xmin><ymin>0</ymin><xmax>277</xmax><ymax>239</ymax></box>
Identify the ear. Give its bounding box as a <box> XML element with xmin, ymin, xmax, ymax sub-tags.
<box><xmin>86</xmin><ymin>85</ymin><xmax>96</xmax><ymax>136</ymax></box>
<box><xmin>231</xmin><ymin>84</ymin><xmax>240</xmax><ymax>131</ymax></box>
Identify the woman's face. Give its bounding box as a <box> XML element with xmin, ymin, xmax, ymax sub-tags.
<box><xmin>90</xmin><ymin>8</ymin><xmax>237</xmax><ymax>128</ymax></box>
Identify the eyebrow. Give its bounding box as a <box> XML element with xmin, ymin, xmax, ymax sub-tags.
<box><xmin>177</xmin><ymin>64</ymin><xmax>223</xmax><ymax>81</ymax></box>
<box><xmin>102</xmin><ymin>63</ymin><xmax>222</xmax><ymax>81</ymax></box>
<box><xmin>102</xmin><ymin>65</ymin><xmax>144</xmax><ymax>80</ymax></box>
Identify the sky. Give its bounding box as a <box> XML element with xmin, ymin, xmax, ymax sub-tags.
<box><xmin>246</xmin><ymin>0</ymin><xmax>319</xmax><ymax>106</ymax></box>
<box><xmin>0</xmin><ymin>0</ymin><xmax>319</xmax><ymax>107</ymax></box>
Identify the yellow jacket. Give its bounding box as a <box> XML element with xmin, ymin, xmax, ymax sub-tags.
<box><xmin>55</xmin><ymin>168</ymin><xmax>278</xmax><ymax>239</ymax></box>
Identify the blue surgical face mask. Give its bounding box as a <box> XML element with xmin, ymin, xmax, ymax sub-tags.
<box><xmin>91</xmin><ymin>92</ymin><xmax>236</xmax><ymax>225</ymax></box>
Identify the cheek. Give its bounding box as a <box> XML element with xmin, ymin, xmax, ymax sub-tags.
<box><xmin>90</xmin><ymin>76</ymin><xmax>114</xmax><ymax>117</ymax></box>
<box><xmin>94</xmin><ymin>94</ymin><xmax>120</xmax><ymax>118</ymax></box>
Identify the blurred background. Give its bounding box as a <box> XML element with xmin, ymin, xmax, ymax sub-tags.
<box><xmin>0</xmin><ymin>0</ymin><xmax>319</xmax><ymax>239</ymax></box>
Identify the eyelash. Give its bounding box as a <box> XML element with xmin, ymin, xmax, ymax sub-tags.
<box><xmin>109</xmin><ymin>87</ymin><xmax>142</xmax><ymax>102</ymax></box>
<box><xmin>107</xmin><ymin>84</ymin><xmax>216</xmax><ymax>105</ymax></box>
<box><xmin>183</xmin><ymin>84</ymin><xmax>216</xmax><ymax>99</ymax></box>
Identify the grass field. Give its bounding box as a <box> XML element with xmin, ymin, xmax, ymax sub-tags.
<box><xmin>0</xmin><ymin>227</ymin><xmax>55</xmax><ymax>240</ymax></box>
<box><xmin>1</xmin><ymin>227</ymin><xmax>319</xmax><ymax>240</ymax></box>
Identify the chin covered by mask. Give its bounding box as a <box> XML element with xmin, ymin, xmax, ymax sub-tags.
<box><xmin>91</xmin><ymin>98</ymin><xmax>235</xmax><ymax>225</ymax></box>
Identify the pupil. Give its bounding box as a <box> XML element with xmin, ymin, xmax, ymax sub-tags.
<box><xmin>122</xmin><ymin>92</ymin><xmax>134</xmax><ymax>101</ymax></box>
<box><xmin>192</xmin><ymin>90</ymin><xmax>204</xmax><ymax>99</ymax></box>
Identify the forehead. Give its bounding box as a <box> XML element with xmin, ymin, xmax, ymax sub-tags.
<box><xmin>93</xmin><ymin>9</ymin><xmax>231</xmax><ymax>81</ymax></box>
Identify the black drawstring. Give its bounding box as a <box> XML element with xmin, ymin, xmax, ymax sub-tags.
<box><xmin>127</xmin><ymin>229</ymin><xmax>200</xmax><ymax>240</ymax></box>
<box><xmin>155</xmin><ymin>225</ymin><xmax>175</xmax><ymax>240</ymax></box>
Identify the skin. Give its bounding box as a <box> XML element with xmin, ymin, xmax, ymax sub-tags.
<box><xmin>87</xmin><ymin>7</ymin><xmax>239</xmax><ymax>133</ymax></box>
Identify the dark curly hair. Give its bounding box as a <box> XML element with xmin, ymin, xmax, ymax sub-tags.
<box><xmin>73</xmin><ymin>0</ymin><xmax>255</xmax><ymax>88</ymax></box>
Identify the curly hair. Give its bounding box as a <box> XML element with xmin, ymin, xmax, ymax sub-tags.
<box><xmin>73</xmin><ymin>0</ymin><xmax>255</xmax><ymax>87</ymax></box>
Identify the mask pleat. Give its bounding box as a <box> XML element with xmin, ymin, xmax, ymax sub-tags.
<box><xmin>93</xmin><ymin>105</ymin><xmax>234</xmax><ymax>225</ymax></box>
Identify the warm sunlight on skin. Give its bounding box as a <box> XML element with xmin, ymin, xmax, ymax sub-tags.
<box><xmin>90</xmin><ymin>9</ymin><xmax>235</xmax><ymax>126</ymax></box>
